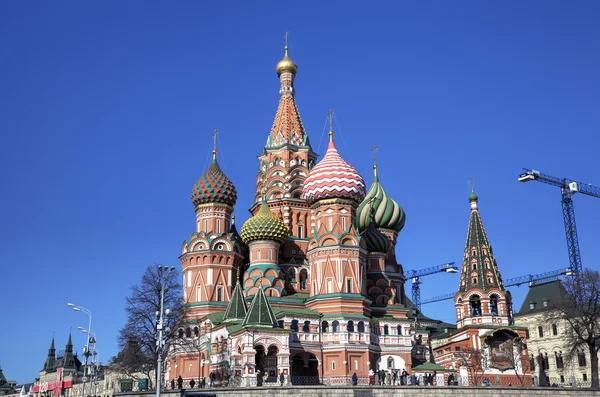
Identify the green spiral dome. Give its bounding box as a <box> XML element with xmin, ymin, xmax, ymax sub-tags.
<box><xmin>356</xmin><ymin>166</ymin><xmax>406</xmax><ymax>233</ymax></box>
<box><xmin>241</xmin><ymin>200</ymin><xmax>289</xmax><ymax>244</ymax></box>
<box><xmin>360</xmin><ymin>220</ymin><xmax>390</xmax><ymax>254</ymax></box>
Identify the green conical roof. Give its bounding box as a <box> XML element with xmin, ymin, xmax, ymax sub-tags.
<box><xmin>242</xmin><ymin>287</ymin><xmax>278</xmax><ymax>328</ymax></box>
<box><xmin>241</xmin><ymin>199</ymin><xmax>288</xmax><ymax>244</ymax></box>
<box><xmin>223</xmin><ymin>283</ymin><xmax>247</xmax><ymax>323</ymax></box>
<box><xmin>357</xmin><ymin>165</ymin><xmax>405</xmax><ymax>232</ymax></box>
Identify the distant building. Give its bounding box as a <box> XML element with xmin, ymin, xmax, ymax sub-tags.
<box><xmin>513</xmin><ymin>280</ymin><xmax>595</xmax><ymax>387</ymax></box>
<box><xmin>431</xmin><ymin>190</ymin><xmax>530</xmax><ymax>386</ymax></box>
<box><xmin>32</xmin><ymin>335</ymin><xmax>81</xmax><ymax>397</ymax></box>
<box><xmin>0</xmin><ymin>367</ymin><xmax>18</xmax><ymax>395</ymax></box>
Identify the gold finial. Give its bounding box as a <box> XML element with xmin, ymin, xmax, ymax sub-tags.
<box><xmin>371</xmin><ymin>145</ymin><xmax>378</xmax><ymax>176</ymax></box>
<box><xmin>232</xmin><ymin>215</ymin><xmax>235</xmax><ymax>224</ymax></box>
<box><xmin>327</xmin><ymin>109</ymin><xmax>334</xmax><ymax>142</ymax></box>
<box><xmin>212</xmin><ymin>129</ymin><xmax>218</xmax><ymax>161</ymax></box>
<box><xmin>276</xmin><ymin>32</ymin><xmax>298</xmax><ymax>76</ymax></box>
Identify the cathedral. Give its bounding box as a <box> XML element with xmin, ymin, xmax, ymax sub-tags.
<box><xmin>165</xmin><ymin>43</ymin><xmax>418</xmax><ymax>386</ymax></box>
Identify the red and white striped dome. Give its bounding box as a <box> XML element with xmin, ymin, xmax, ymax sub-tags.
<box><xmin>302</xmin><ymin>140</ymin><xmax>366</xmax><ymax>204</ymax></box>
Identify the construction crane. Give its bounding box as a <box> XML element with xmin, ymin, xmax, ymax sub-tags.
<box><xmin>404</xmin><ymin>262</ymin><xmax>458</xmax><ymax>310</ymax></box>
<box><xmin>518</xmin><ymin>169</ymin><xmax>600</xmax><ymax>275</ymax></box>
<box><xmin>421</xmin><ymin>267</ymin><xmax>574</xmax><ymax>305</ymax></box>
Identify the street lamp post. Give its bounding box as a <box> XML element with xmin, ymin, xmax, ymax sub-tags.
<box><xmin>156</xmin><ymin>265</ymin><xmax>175</xmax><ymax>397</ymax></box>
<box><xmin>78</xmin><ymin>328</ymin><xmax>98</xmax><ymax>396</ymax></box>
<box><xmin>68</xmin><ymin>303</ymin><xmax>93</xmax><ymax>397</ymax></box>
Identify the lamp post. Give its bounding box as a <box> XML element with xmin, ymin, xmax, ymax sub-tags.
<box><xmin>78</xmin><ymin>328</ymin><xmax>98</xmax><ymax>396</ymax></box>
<box><xmin>156</xmin><ymin>265</ymin><xmax>175</xmax><ymax>397</ymax></box>
<box><xmin>68</xmin><ymin>303</ymin><xmax>92</xmax><ymax>397</ymax></box>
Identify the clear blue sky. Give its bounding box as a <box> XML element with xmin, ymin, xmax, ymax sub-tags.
<box><xmin>1</xmin><ymin>1</ymin><xmax>599</xmax><ymax>384</ymax></box>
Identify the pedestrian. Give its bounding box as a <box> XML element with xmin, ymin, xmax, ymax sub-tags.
<box><xmin>401</xmin><ymin>369</ymin><xmax>407</xmax><ymax>385</ymax></box>
<box><xmin>368</xmin><ymin>369</ymin><xmax>374</xmax><ymax>385</ymax></box>
<box><xmin>170</xmin><ymin>379</ymin><xmax>175</xmax><ymax>390</ymax></box>
<box><xmin>177</xmin><ymin>376</ymin><xmax>183</xmax><ymax>389</ymax></box>
<box><xmin>256</xmin><ymin>370</ymin><xmax>263</xmax><ymax>387</ymax></box>
<box><xmin>209</xmin><ymin>372</ymin><xmax>215</xmax><ymax>388</ymax></box>
<box><xmin>392</xmin><ymin>371</ymin><xmax>397</xmax><ymax>386</ymax></box>
<box><xmin>201</xmin><ymin>377</ymin><xmax>206</xmax><ymax>389</ymax></box>
<box><xmin>189</xmin><ymin>379</ymin><xmax>195</xmax><ymax>389</ymax></box>
<box><xmin>279</xmin><ymin>372</ymin><xmax>285</xmax><ymax>386</ymax></box>
<box><xmin>351</xmin><ymin>373</ymin><xmax>358</xmax><ymax>386</ymax></box>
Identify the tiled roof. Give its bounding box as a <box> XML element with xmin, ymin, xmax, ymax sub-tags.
<box><xmin>240</xmin><ymin>200</ymin><xmax>288</xmax><ymax>244</ymax></box>
<box><xmin>515</xmin><ymin>280</ymin><xmax>566</xmax><ymax>316</ymax></box>
<box><xmin>191</xmin><ymin>158</ymin><xmax>237</xmax><ymax>207</ymax></box>
<box><xmin>222</xmin><ymin>283</ymin><xmax>247</xmax><ymax>323</ymax></box>
<box><xmin>242</xmin><ymin>287</ymin><xmax>278</xmax><ymax>328</ymax></box>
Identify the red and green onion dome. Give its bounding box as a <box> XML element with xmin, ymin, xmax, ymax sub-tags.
<box><xmin>360</xmin><ymin>220</ymin><xmax>390</xmax><ymax>254</ymax></box>
<box><xmin>302</xmin><ymin>140</ymin><xmax>366</xmax><ymax>204</ymax></box>
<box><xmin>191</xmin><ymin>158</ymin><xmax>237</xmax><ymax>207</ymax></box>
<box><xmin>356</xmin><ymin>165</ymin><xmax>405</xmax><ymax>233</ymax></box>
<box><xmin>241</xmin><ymin>200</ymin><xmax>289</xmax><ymax>244</ymax></box>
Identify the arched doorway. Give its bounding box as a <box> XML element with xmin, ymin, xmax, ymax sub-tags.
<box><xmin>291</xmin><ymin>352</ymin><xmax>319</xmax><ymax>385</ymax></box>
<box><xmin>265</xmin><ymin>345</ymin><xmax>279</xmax><ymax>382</ymax></box>
<box><xmin>255</xmin><ymin>345</ymin><xmax>265</xmax><ymax>373</ymax></box>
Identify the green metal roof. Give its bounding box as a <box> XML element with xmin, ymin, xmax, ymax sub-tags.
<box><xmin>242</xmin><ymin>287</ymin><xmax>278</xmax><ymax>328</ymax></box>
<box><xmin>514</xmin><ymin>280</ymin><xmax>566</xmax><ymax>316</ymax></box>
<box><xmin>272</xmin><ymin>307</ymin><xmax>321</xmax><ymax>318</ymax></box>
<box><xmin>223</xmin><ymin>283</ymin><xmax>247</xmax><ymax>323</ymax></box>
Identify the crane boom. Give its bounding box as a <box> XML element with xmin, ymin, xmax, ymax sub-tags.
<box><xmin>404</xmin><ymin>262</ymin><xmax>458</xmax><ymax>310</ymax></box>
<box><xmin>421</xmin><ymin>267</ymin><xmax>573</xmax><ymax>306</ymax></box>
<box><xmin>518</xmin><ymin>169</ymin><xmax>600</xmax><ymax>275</ymax></box>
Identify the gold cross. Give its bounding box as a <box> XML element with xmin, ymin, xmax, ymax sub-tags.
<box><xmin>371</xmin><ymin>145</ymin><xmax>378</xmax><ymax>165</ymax></box>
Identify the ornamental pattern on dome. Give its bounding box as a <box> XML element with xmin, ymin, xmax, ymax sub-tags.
<box><xmin>357</xmin><ymin>166</ymin><xmax>405</xmax><ymax>232</ymax></box>
<box><xmin>360</xmin><ymin>221</ymin><xmax>390</xmax><ymax>254</ymax></box>
<box><xmin>241</xmin><ymin>200</ymin><xmax>289</xmax><ymax>244</ymax></box>
<box><xmin>302</xmin><ymin>141</ymin><xmax>366</xmax><ymax>204</ymax></box>
<box><xmin>191</xmin><ymin>159</ymin><xmax>237</xmax><ymax>207</ymax></box>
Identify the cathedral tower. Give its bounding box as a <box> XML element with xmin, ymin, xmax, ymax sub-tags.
<box><xmin>455</xmin><ymin>189</ymin><xmax>512</xmax><ymax>328</ymax></box>
<box><xmin>303</xmin><ymin>116</ymin><xmax>368</xmax><ymax>315</ymax></box>
<box><xmin>252</xmin><ymin>39</ymin><xmax>318</xmax><ymax>294</ymax></box>
<box><xmin>180</xmin><ymin>135</ymin><xmax>246</xmax><ymax>319</ymax></box>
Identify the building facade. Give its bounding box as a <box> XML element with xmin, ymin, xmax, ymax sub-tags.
<box><xmin>431</xmin><ymin>190</ymin><xmax>531</xmax><ymax>386</ymax></box>
<box><xmin>166</xmin><ymin>44</ymin><xmax>420</xmax><ymax>386</ymax></box>
<box><xmin>32</xmin><ymin>336</ymin><xmax>82</xmax><ymax>397</ymax></box>
<box><xmin>514</xmin><ymin>280</ymin><xmax>595</xmax><ymax>387</ymax></box>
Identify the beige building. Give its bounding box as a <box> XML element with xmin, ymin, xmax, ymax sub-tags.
<box><xmin>513</xmin><ymin>280</ymin><xmax>594</xmax><ymax>387</ymax></box>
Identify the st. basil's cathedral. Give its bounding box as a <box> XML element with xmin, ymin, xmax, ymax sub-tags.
<box><xmin>165</xmin><ymin>42</ymin><xmax>529</xmax><ymax>386</ymax></box>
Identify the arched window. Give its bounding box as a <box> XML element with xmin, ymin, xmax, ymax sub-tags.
<box><xmin>300</xmin><ymin>269</ymin><xmax>308</xmax><ymax>289</ymax></box>
<box><xmin>347</xmin><ymin>321</ymin><xmax>354</xmax><ymax>332</ymax></box>
<box><xmin>277</xmin><ymin>320</ymin><xmax>284</xmax><ymax>329</ymax></box>
<box><xmin>387</xmin><ymin>356</ymin><xmax>394</xmax><ymax>369</ymax></box>
<box><xmin>384</xmin><ymin>325</ymin><xmax>389</xmax><ymax>335</ymax></box>
<box><xmin>357</xmin><ymin>321</ymin><xmax>365</xmax><ymax>333</ymax></box>
<box><xmin>322</xmin><ymin>321</ymin><xmax>329</xmax><ymax>333</ymax></box>
<box><xmin>291</xmin><ymin>319</ymin><xmax>299</xmax><ymax>332</ymax></box>
<box><xmin>470</xmin><ymin>295</ymin><xmax>481</xmax><ymax>316</ymax></box>
<box><xmin>303</xmin><ymin>321</ymin><xmax>311</xmax><ymax>333</ymax></box>
<box><xmin>578</xmin><ymin>350</ymin><xmax>587</xmax><ymax>367</ymax></box>
<box><xmin>538</xmin><ymin>326</ymin><xmax>544</xmax><ymax>338</ymax></box>
<box><xmin>473</xmin><ymin>263</ymin><xmax>477</xmax><ymax>270</ymax></box>
<box><xmin>332</xmin><ymin>320</ymin><xmax>339</xmax><ymax>332</ymax></box>
<box><xmin>178</xmin><ymin>329</ymin><xmax>184</xmax><ymax>338</ymax></box>
<box><xmin>193</xmin><ymin>327</ymin><xmax>199</xmax><ymax>337</ymax></box>
<box><xmin>555</xmin><ymin>351</ymin><xmax>564</xmax><ymax>369</ymax></box>
<box><xmin>185</xmin><ymin>328</ymin><xmax>192</xmax><ymax>338</ymax></box>
<box><xmin>489</xmin><ymin>295</ymin><xmax>499</xmax><ymax>316</ymax></box>
<box><xmin>552</xmin><ymin>324</ymin><xmax>558</xmax><ymax>336</ymax></box>
<box><xmin>397</xmin><ymin>325</ymin><xmax>402</xmax><ymax>335</ymax></box>
<box><xmin>221</xmin><ymin>338</ymin><xmax>226</xmax><ymax>352</ymax></box>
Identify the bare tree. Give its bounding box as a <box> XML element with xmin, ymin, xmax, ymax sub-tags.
<box><xmin>113</xmin><ymin>265</ymin><xmax>182</xmax><ymax>388</ymax></box>
<box><xmin>502</xmin><ymin>337</ymin><xmax>530</xmax><ymax>386</ymax></box>
<box><xmin>455</xmin><ymin>347</ymin><xmax>486</xmax><ymax>386</ymax></box>
<box><xmin>548</xmin><ymin>269</ymin><xmax>600</xmax><ymax>389</ymax></box>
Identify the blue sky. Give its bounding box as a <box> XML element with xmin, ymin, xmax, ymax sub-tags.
<box><xmin>1</xmin><ymin>1</ymin><xmax>599</xmax><ymax>383</ymax></box>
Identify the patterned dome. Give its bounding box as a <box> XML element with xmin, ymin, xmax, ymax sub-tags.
<box><xmin>191</xmin><ymin>158</ymin><xmax>237</xmax><ymax>207</ymax></box>
<box><xmin>302</xmin><ymin>140</ymin><xmax>366</xmax><ymax>204</ymax></box>
<box><xmin>241</xmin><ymin>200</ymin><xmax>289</xmax><ymax>244</ymax></box>
<box><xmin>360</xmin><ymin>220</ymin><xmax>390</xmax><ymax>254</ymax></box>
<box><xmin>357</xmin><ymin>165</ymin><xmax>405</xmax><ymax>232</ymax></box>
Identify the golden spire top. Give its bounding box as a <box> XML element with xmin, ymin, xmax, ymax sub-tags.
<box><xmin>276</xmin><ymin>32</ymin><xmax>298</xmax><ymax>76</ymax></box>
<box><xmin>212</xmin><ymin>129</ymin><xmax>218</xmax><ymax>161</ymax></box>
<box><xmin>328</xmin><ymin>109</ymin><xmax>334</xmax><ymax>142</ymax></box>
<box><xmin>371</xmin><ymin>145</ymin><xmax>379</xmax><ymax>177</ymax></box>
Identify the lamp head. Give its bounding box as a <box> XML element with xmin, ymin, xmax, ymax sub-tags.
<box><xmin>67</xmin><ymin>303</ymin><xmax>75</xmax><ymax>307</ymax></box>
<box><xmin>73</xmin><ymin>307</ymin><xmax>81</xmax><ymax>312</ymax></box>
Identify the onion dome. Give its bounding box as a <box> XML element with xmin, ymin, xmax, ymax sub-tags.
<box><xmin>357</xmin><ymin>165</ymin><xmax>405</xmax><ymax>232</ymax></box>
<box><xmin>469</xmin><ymin>189</ymin><xmax>478</xmax><ymax>202</ymax></box>
<box><xmin>241</xmin><ymin>199</ymin><xmax>289</xmax><ymax>244</ymax></box>
<box><xmin>276</xmin><ymin>46</ymin><xmax>298</xmax><ymax>76</ymax></box>
<box><xmin>360</xmin><ymin>220</ymin><xmax>390</xmax><ymax>254</ymax></box>
<box><xmin>191</xmin><ymin>152</ymin><xmax>237</xmax><ymax>208</ymax></box>
<box><xmin>302</xmin><ymin>133</ymin><xmax>366</xmax><ymax>204</ymax></box>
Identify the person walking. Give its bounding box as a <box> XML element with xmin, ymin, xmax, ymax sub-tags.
<box><xmin>209</xmin><ymin>372</ymin><xmax>215</xmax><ymax>388</ymax></box>
<box><xmin>177</xmin><ymin>376</ymin><xmax>183</xmax><ymax>389</ymax></box>
<box><xmin>351</xmin><ymin>373</ymin><xmax>358</xmax><ymax>386</ymax></box>
<box><xmin>279</xmin><ymin>372</ymin><xmax>285</xmax><ymax>386</ymax></box>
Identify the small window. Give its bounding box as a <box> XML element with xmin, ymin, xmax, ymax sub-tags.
<box><xmin>189</xmin><ymin>364</ymin><xmax>193</xmax><ymax>373</ymax></box>
<box><xmin>347</xmin><ymin>320</ymin><xmax>354</xmax><ymax>332</ymax></box>
<box><xmin>303</xmin><ymin>321</ymin><xmax>310</xmax><ymax>332</ymax></box>
<box><xmin>291</xmin><ymin>319</ymin><xmax>299</xmax><ymax>332</ymax></box>
<box><xmin>332</xmin><ymin>361</ymin><xmax>336</xmax><ymax>370</ymax></box>
<box><xmin>354</xmin><ymin>360</ymin><xmax>358</xmax><ymax>370</ymax></box>
<box><xmin>552</xmin><ymin>324</ymin><xmax>558</xmax><ymax>336</ymax></box>
<box><xmin>538</xmin><ymin>326</ymin><xmax>544</xmax><ymax>338</ymax></box>
<box><xmin>583</xmin><ymin>374</ymin><xmax>588</xmax><ymax>381</ymax></box>
<box><xmin>346</xmin><ymin>279</ymin><xmax>352</xmax><ymax>293</ymax></box>
<box><xmin>277</xmin><ymin>320</ymin><xmax>284</xmax><ymax>329</ymax></box>
<box><xmin>529</xmin><ymin>303</ymin><xmax>535</xmax><ymax>310</ymax></box>
<box><xmin>473</xmin><ymin>264</ymin><xmax>477</xmax><ymax>270</ymax></box>
<box><xmin>543</xmin><ymin>300</ymin><xmax>548</xmax><ymax>307</ymax></box>
<box><xmin>525</xmin><ymin>329</ymin><xmax>530</xmax><ymax>339</ymax></box>
<box><xmin>384</xmin><ymin>325</ymin><xmax>389</xmax><ymax>335</ymax></box>
<box><xmin>455</xmin><ymin>346</ymin><xmax>461</xmax><ymax>351</ymax></box>
<box><xmin>216</xmin><ymin>287</ymin><xmax>223</xmax><ymax>302</ymax></box>
<box><xmin>473</xmin><ymin>278</ymin><xmax>477</xmax><ymax>284</ymax></box>
<box><xmin>560</xmin><ymin>375</ymin><xmax>565</xmax><ymax>383</ymax></box>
